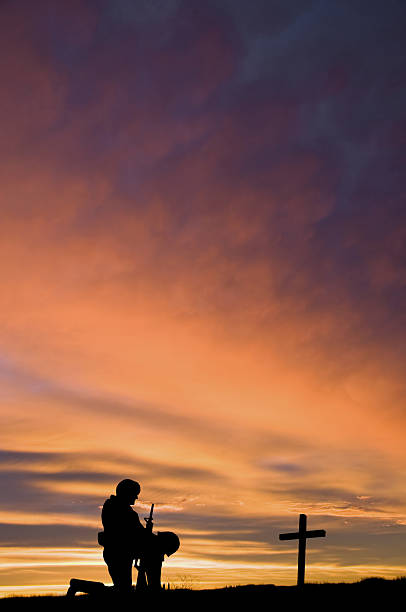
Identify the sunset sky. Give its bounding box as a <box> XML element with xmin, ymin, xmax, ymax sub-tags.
<box><xmin>1</xmin><ymin>0</ymin><xmax>406</xmax><ymax>596</ymax></box>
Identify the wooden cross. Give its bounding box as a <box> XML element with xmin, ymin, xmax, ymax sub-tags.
<box><xmin>279</xmin><ymin>514</ymin><xmax>326</xmax><ymax>587</ymax></box>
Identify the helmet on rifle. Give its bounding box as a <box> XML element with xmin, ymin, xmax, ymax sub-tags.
<box><xmin>157</xmin><ymin>531</ymin><xmax>180</xmax><ymax>556</ymax></box>
<box><xmin>116</xmin><ymin>479</ymin><xmax>141</xmax><ymax>501</ymax></box>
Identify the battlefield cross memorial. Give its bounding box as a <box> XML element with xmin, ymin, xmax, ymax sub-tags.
<box><xmin>279</xmin><ymin>513</ymin><xmax>326</xmax><ymax>587</ymax></box>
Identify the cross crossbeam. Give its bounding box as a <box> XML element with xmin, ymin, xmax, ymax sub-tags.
<box><xmin>279</xmin><ymin>514</ymin><xmax>326</xmax><ymax>587</ymax></box>
<box><xmin>279</xmin><ymin>529</ymin><xmax>326</xmax><ymax>541</ymax></box>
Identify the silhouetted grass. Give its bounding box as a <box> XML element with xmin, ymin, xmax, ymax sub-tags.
<box><xmin>2</xmin><ymin>578</ymin><xmax>406</xmax><ymax>611</ymax></box>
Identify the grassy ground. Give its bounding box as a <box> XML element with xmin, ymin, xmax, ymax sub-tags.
<box><xmin>1</xmin><ymin>578</ymin><xmax>405</xmax><ymax>611</ymax></box>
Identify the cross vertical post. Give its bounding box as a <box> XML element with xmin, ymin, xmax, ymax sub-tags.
<box><xmin>279</xmin><ymin>514</ymin><xmax>326</xmax><ymax>587</ymax></box>
<box><xmin>297</xmin><ymin>513</ymin><xmax>307</xmax><ymax>587</ymax></box>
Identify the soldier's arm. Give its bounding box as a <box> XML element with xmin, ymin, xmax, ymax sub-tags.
<box><xmin>131</xmin><ymin>509</ymin><xmax>145</xmax><ymax>531</ymax></box>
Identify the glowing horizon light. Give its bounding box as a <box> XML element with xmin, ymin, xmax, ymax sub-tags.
<box><xmin>2</xmin><ymin>544</ymin><xmax>406</xmax><ymax>596</ymax></box>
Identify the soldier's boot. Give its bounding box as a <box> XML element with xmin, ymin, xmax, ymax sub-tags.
<box><xmin>66</xmin><ymin>578</ymin><xmax>106</xmax><ymax>597</ymax></box>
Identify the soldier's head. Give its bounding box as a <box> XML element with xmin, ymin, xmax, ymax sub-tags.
<box><xmin>116</xmin><ymin>479</ymin><xmax>141</xmax><ymax>504</ymax></box>
<box><xmin>157</xmin><ymin>531</ymin><xmax>180</xmax><ymax>557</ymax></box>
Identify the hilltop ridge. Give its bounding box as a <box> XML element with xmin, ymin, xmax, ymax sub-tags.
<box><xmin>2</xmin><ymin>578</ymin><xmax>406</xmax><ymax>611</ymax></box>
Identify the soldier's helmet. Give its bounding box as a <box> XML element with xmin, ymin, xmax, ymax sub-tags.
<box><xmin>116</xmin><ymin>479</ymin><xmax>141</xmax><ymax>498</ymax></box>
<box><xmin>157</xmin><ymin>531</ymin><xmax>180</xmax><ymax>556</ymax></box>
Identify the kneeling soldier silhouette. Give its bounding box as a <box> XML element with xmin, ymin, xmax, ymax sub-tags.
<box><xmin>67</xmin><ymin>478</ymin><xmax>179</xmax><ymax>596</ymax></box>
<box><xmin>99</xmin><ymin>479</ymin><xmax>179</xmax><ymax>593</ymax></box>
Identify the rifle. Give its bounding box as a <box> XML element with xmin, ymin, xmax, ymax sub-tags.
<box><xmin>144</xmin><ymin>503</ymin><xmax>154</xmax><ymax>532</ymax></box>
<box><xmin>135</xmin><ymin>503</ymin><xmax>154</xmax><ymax>590</ymax></box>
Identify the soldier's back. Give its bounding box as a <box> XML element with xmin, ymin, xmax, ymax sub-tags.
<box><xmin>102</xmin><ymin>495</ymin><xmax>144</xmax><ymax>552</ymax></box>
